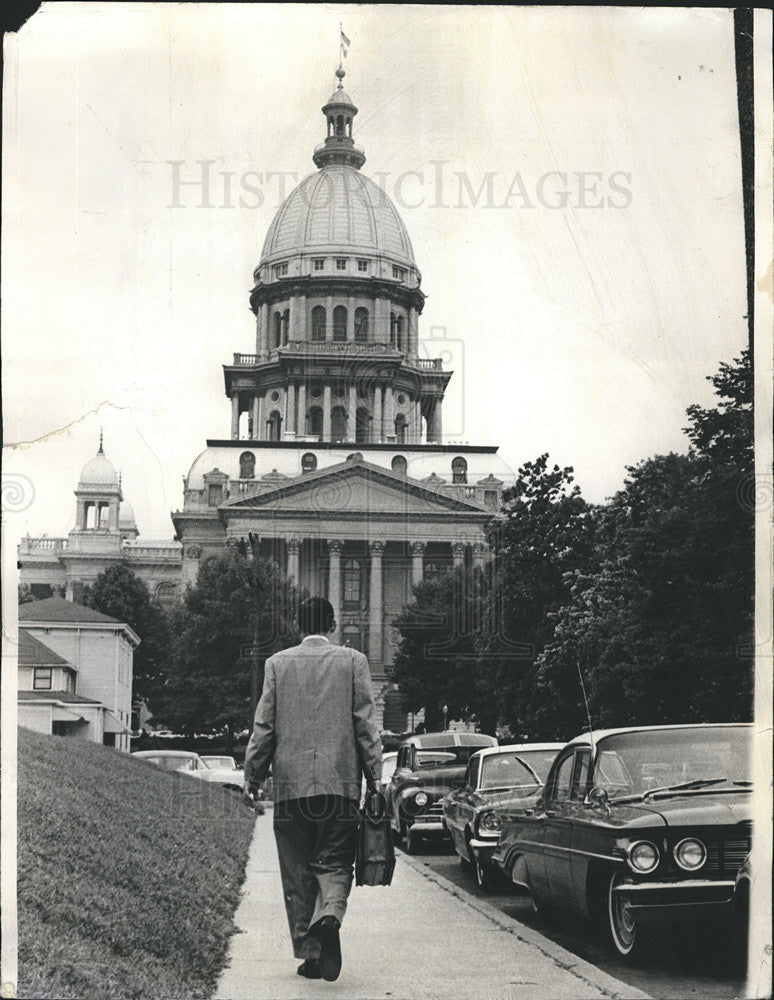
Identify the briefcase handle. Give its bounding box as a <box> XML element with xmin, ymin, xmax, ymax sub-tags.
<box><xmin>362</xmin><ymin>789</ymin><xmax>387</xmax><ymax>822</ymax></box>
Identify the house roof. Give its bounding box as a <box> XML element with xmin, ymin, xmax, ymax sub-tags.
<box><xmin>19</xmin><ymin>596</ymin><xmax>124</xmax><ymax>626</ymax></box>
<box><xmin>18</xmin><ymin>629</ymin><xmax>72</xmax><ymax>669</ymax></box>
<box><xmin>18</xmin><ymin>690</ymin><xmax>102</xmax><ymax>705</ymax></box>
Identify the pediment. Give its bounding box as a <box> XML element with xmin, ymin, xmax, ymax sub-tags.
<box><xmin>223</xmin><ymin>460</ymin><xmax>487</xmax><ymax>515</ymax></box>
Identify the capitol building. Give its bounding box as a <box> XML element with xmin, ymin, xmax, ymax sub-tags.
<box><xmin>20</xmin><ymin>67</ymin><xmax>513</xmax><ymax>721</ymax></box>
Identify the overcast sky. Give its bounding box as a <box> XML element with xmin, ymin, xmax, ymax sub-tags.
<box><xmin>3</xmin><ymin>3</ymin><xmax>748</xmax><ymax>539</ymax></box>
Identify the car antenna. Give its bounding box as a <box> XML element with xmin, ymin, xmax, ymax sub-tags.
<box><xmin>575</xmin><ymin>658</ymin><xmax>595</xmax><ymax>756</ymax></box>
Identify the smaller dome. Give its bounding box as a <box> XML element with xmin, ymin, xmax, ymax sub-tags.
<box><xmin>79</xmin><ymin>449</ymin><xmax>119</xmax><ymax>488</ymax></box>
<box><xmin>119</xmin><ymin>500</ymin><xmax>137</xmax><ymax>528</ymax></box>
<box><xmin>325</xmin><ymin>89</ymin><xmax>354</xmax><ymax>107</ymax></box>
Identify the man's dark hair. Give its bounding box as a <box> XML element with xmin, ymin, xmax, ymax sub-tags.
<box><xmin>298</xmin><ymin>596</ymin><xmax>335</xmax><ymax>635</ymax></box>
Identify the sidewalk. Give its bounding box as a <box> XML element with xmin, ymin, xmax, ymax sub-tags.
<box><xmin>215</xmin><ymin>812</ymin><xmax>649</xmax><ymax>1000</ymax></box>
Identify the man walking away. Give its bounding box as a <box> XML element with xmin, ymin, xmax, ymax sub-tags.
<box><xmin>244</xmin><ymin>596</ymin><xmax>382</xmax><ymax>982</ymax></box>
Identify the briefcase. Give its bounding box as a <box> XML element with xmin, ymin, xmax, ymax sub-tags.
<box><xmin>355</xmin><ymin>789</ymin><xmax>396</xmax><ymax>887</ymax></box>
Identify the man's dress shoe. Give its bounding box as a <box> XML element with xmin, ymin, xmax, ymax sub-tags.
<box><xmin>297</xmin><ymin>959</ymin><xmax>321</xmax><ymax>979</ymax></box>
<box><xmin>310</xmin><ymin>916</ymin><xmax>342</xmax><ymax>982</ymax></box>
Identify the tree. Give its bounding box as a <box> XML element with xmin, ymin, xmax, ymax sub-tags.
<box><xmin>152</xmin><ymin>547</ymin><xmax>300</xmax><ymax>751</ymax></box>
<box><xmin>84</xmin><ymin>564</ymin><xmax>170</xmax><ymax>705</ymax></box>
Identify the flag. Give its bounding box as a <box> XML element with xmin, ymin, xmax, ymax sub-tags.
<box><xmin>340</xmin><ymin>29</ymin><xmax>350</xmax><ymax>57</ymax></box>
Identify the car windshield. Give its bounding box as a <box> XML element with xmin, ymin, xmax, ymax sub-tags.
<box><xmin>594</xmin><ymin>727</ymin><xmax>751</xmax><ymax>799</ymax></box>
<box><xmin>147</xmin><ymin>756</ymin><xmax>197</xmax><ymax>772</ymax></box>
<box><xmin>511</xmin><ymin>750</ymin><xmax>559</xmax><ymax>783</ymax></box>
<box><xmin>201</xmin><ymin>757</ymin><xmax>236</xmax><ymax>770</ymax></box>
<box><xmin>480</xmin><ymin>753</ymin><xmax>541</xmax><ymax>790</ymax></box>
<box><xmin>416</xmin><ymin>746</ymin><xmax>491</xmax><ymax>767</ymax></box>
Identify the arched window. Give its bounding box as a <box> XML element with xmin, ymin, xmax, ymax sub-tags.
<box><xmin>391</xmin><ymin>455</ymin><xmax>407</xmax><ymax>475</ymax></box>
<box><xmin>333</xmin><ymin>305</ymin><xmax>347</xmax><ymax>341</ymax></box>
<box><xmin>356</xmin><ymin>407</ymin><xmax>371</xmax><ymax>444</ymax></box>
<box><xmin>155</xmin><ymin>582</ymin><xmax>178</xmax><ymax>609</ymax></box>
<box><xmin>331</xmin><ymin>405</ymin><xmax>347</xmax><ymax>442</ymax></box>
<box><xmin>307</xmin><ymin>406</ymin><xmax>323</xmax><ymax>438</ymax></box>
<box><xmin>394</xmin><ymin>413</ymin><xmax>407</xmax><ymax>444</ymax></box>
<box><xmin>282</xmin><ymin>309</ymin><xmax>290</xmax><ymax>345</ymax></box>
<box><xmin>354</xmin><ymin>307</ymin><xmax>369</xmax><ymax>343</ymax></box>
<box><xmin>273</xmin><ymin>311</ymin><xmax>282</xmax><ymax>348</ymax></box>
<box><xmin>425</xmin><ymin>561</ymin><xmax>441</xmax><ymax>582</ymax></box>
<box><xmin>343</xmin><ymin>559</ymin><xmax>365</xmax><ymax>609</ymax></box>
<box><xmin>346</xmin><ymin>452</ymin><xmax>363</xmax><ymax>463</ymax></box>
<box><xmin>239</xmin><ymin>452</ymin><xmax>256</xmax><ymax>479</ymax></box>
<box><xmin>342</xmin><ymin>625</ymin><xmax>364</xmax><ymax>652</ymax></box>
<box><xmin>390</xmin><ymin>312</ymin><xmax>396</xmax><ymax>346</ymax></box>
<box><xmin>267</xmin><ymin>410</ymin><xmax>282</xmax><ymax>442</ymax></box>
<box><xmin>301</xmin><ymin>452</ymin><xmax>317</xmax><ymax>474</ymax></box>
<box><xmin>396</xmin><ymin>315</ymin><xmax>404</xmax><ymax>351</ymax></box>
<box><xmin>336</xmin><ymin>115</ymin><xmax>344</xmax><ymax>136</ymax></box>
<box><xmin>97</xmin><ymin>502</ymin><xmax>110</xmax><ymax>529</ymax></box>
<box><xmin>346</xmin><ymin>117</ymin><xmax>352</xmax><ymax>138</ymax></box>
<box><xmin>452</xmin><ymin>456</ymin><xmax>468</xmax><ymax>484</ymax></box>
<box><xmin>311</xmin><ymin>305</ymin><xmax>326</xmax><ymax>341</ymax></box>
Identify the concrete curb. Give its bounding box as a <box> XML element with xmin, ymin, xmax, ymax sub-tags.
<box><xmin>395</xmin><ymin>851</ymin><xmax>652</xmax><ymax>1000</ymax></box>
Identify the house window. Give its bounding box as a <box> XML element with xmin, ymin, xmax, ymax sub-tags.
<box><xmin>301</xmin><ymin>452</ymin><xmax>317</xmax><ymax>474</ymax></box>
<box><xmin>273</xmin><ymin>311</ymin><xmax>282</xmax><ymax>348</ymax></box>
<box><xmin>156</xmin><ymin>582</ymin><xmax>178</xmax><ymax>609</ymax></box>
<box><xmin>343</xmin><ymin>559</ymin><xmax>365</xmax><ymax>609</ymax></box>
<box><xmin>392</xmin><ymin>265</ymin><xmax>406</xmax><ymax>281</ymax></box>
<box><xmin>311</xmin><ymin>305</ymin><xmax>327</xmax><ymax>341</ymax></box>
<box><xmin>425</xmin><ymin>561</ymin><xmax>441</xmax><ymax>582</ymax></box>
<box><xmin>484</xmin><ymin>489</ymin><xmax>498</xmax><ymax>509</ymax></box>
<box><xmin>452</xmin><ymin>456</ymin><xmax>468</xmax><ymax>484</ymax></box>
<box><xmin>357</xmin><ymin>259</ymin><xmax>369</xmax><ymax>273</ymax></box>
<box><xmin>208</xmin><ymin>483</ymin><xmax>223</xmax><ymax>506</ymax></box>
<box><xmin>274</xmin><ymin>262</ymin><xmax>288</xmax><ymax>278</ymax></box>
<box><xmin>33</xmin><ymin>667</ymin><xmax>52</xmax><ymax>690</ymax></box>
<box><xmin>239</xmin><ymin>452</ymin><xmax>255</xmax><ymax>479</ymax></box>
<box><xmin>394</xmin><ymin>414</ymin><xmax>407</xmax><ymax>444</ymax></box>
<box><xmin>336</xmin><ymin>258</ymin><xmax>347</xmax><ymax>271</ymax></box>
<box><xmin>391</xmin><ymin>455</ymin><xmax>407</xmax><ymax>475</ymax></box>
<box><xmin>282</xmin><ymin>309</ymin><xmax>290</xmax><ymax>345</ymax></box>
<box><xmin>313</xmin><ymin>258</ymin><xmax>325</xmax><ymax>271</ymax></box>
<box><xmin>333</xmin><ymin>305</ymin><xmax>347</xmax><ymax>341</ymax></box>
<box><xmin>307</xmin><ymin>406</ymin><xmax>323</xmax><ymax>438</ymax></box>
<box><xmin>354</xmin><ymin>307</ymin><xmax>369</xmax><ymax>343</ymax></box>
<box><xmin>267</xmin><ymin>410</ymin><xmax>282</xmax><ymax>441</ymax></box>
<box><xmin>342</xmin><ymin>626</ymin><xmax>366</xmax><ymax>652</ymax></box>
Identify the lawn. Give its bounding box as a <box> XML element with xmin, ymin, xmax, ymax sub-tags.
<box><xmin>14</xmin><ymin>728</ymin><xmax>256</xmax><ymax>1000</ymax></box>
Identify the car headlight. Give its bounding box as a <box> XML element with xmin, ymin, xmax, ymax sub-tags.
<box><xmin>674</xmin><ymin>838</ymin><xmax>706</xmax><ymax>872</ymax></box>
<box><xmin>478</xmin><ymin>811</ymin><xmax>502</xmax><ymax>834</ymax></box>
<box><xmin>414</xmin><ymin>791</ymin><xmax>428</xmax><ymax>807</ymax></box>
<box><xmin>626</xmin><ymin>840</ymin><xmax>660</xmax><ymax>874</ymax></box>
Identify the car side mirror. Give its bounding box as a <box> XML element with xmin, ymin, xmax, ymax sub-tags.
<box><xmin>586</xmin><ymin>786</ymin><xmax>610</xmax><ymax>809</ymax></box>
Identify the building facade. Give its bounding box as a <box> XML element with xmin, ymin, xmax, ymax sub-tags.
<box><xmin>172</xmin><ymin>68</ymin><xmax>511</xmax><ymax>720</ymax></box>
<box><xmin>18</xmin><ymin>597</ymin><xmax>139</xmax><ymax>752</ymax></box>
<box><xmin>18</xmin><ymin>435</ymin><xmax>182</xmax><ymax>606</ymax></box>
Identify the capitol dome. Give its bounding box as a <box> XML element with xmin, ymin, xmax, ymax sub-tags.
<box><xmin>260</xmin><ymin>165</ymin><xmax>415</xmax><ymax>268</ymax></box>
<box><xmin>78</xmin><ymin>438</ymin><xmax>119</xmax><ymax>489</ymax></box>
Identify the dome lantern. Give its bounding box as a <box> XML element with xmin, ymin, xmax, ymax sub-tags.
<box><xmin>313</xmin><ymin>67</ymin><xmax>366</xmax><ymax>170</ymax></box>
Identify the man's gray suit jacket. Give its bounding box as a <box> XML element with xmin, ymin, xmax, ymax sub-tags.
<box><xmin>244</xmin><ymin>636</ymin><xmax>383</xmax><ymax>802</ymax></box>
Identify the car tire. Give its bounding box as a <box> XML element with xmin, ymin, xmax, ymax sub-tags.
<box><xmin>460</xmin><ymin>851</ymin><xmax>472</xmax><ymax>870</ymax></box>
<box><xmin>473</xmin><ymin>854</ymin><xmax>492</xmax><ymax>891</ymax></box>
<box><xmin>404</xmin><ymin>824</ymin><xmax>420</xmax><ymax>854</ymax></box>
<box><xmin>607</xmin><ymin>871</ymin><xmax>640</xmax><ymax>958</ymax></box>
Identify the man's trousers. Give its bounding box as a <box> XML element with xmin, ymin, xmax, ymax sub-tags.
<box><xmin>273</xmin><ymin>794</ymin><xmax>360</xmax><ymax>959</ymax></box>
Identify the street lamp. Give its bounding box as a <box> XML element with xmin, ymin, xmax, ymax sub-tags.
<box><xmin>442</xmin><ymin>704</ymin><xmax>448</xmax><ymax>731</ymax></box>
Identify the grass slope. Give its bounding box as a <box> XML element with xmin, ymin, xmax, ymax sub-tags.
<box><xmin>15</xmin><ymin>728</ymin><xmax>255</xmax><ymax>1000</ymax></box>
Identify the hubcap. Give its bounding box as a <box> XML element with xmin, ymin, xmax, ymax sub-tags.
<box><xmin>609</xmin><ymin>875</ymin><xmax>637</xmax><ymax>954</ymax></box>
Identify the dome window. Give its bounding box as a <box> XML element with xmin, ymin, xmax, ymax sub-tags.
<box><xmin>311</xmin><ymin>305</ymin><xmax>327</xmax><ymax>342</ymax></box>
<box><xmin>354</xmin><ymin>307</ymin><xmax>369</xmax><ymax>343</ymax></box>
<box><xmin>273</xmin><ymin>311</ymin><xmax>282</xmax><ymax>349</ymax></box>
<box><xmin>357</xmin><ymin>259</ymin><xmax>369</xmax><ymax>273</ymax></box>
<box><xmin>452</xmin><ymin>456</ymin><xmax>468</xmax><ymax>484</ymax></box>
<box><xmin>301</xmin><ymin>452</ymin><xmax>317</xmax><ymax>474</ymax></box>
<box><xmin>336</xmin><ymin>258</ymin><xmax>347</xmax><ymax>271</ymax></box>
<box><xmin>333</xmin><ymin>305</ymin><xmax>348</xmax><ymax>341</ymax></box>
<box><xmin>274</xmin><ymin>262</ymin><xmax>288</xmax><ymax>278</ymax></box>
<box><xmin>392</xmin><ymin>265</ymin><xmax>406</xmax><ymax>281</ymax></box>
<box><xmin>313</xmin><ymin>258</ymin><xmax>325</xmax><ymax>271</ymax></box>
<box><xmin>391</xmin><ymin>455</ymin><xmax>407</xmax><ymax>476</ymax></box>
<box><xmin>239</xmin><ymin>452</ymin><xmax>256</xmax><ymax>479</ymax></box>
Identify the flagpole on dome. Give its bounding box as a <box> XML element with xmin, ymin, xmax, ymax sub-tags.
<box><xmin>339</xmin><ymin>24</ymin><xmax>350</xmax><ymax>85</ymax></box>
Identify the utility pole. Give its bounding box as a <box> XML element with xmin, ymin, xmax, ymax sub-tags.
<box><xmin>248</xmin><ymin>531</ymin><xmax>266</xmax><ymax>723</ymax></box>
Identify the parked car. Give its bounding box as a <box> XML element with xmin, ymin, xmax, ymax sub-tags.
<box><xmin>443</xmin><ymin>744</ymin><xmax>563</xmax><ymax>888</ymax></box>
<box><xmin>731</xmin><ymin>852</ymin><xmax>751</xmax><ymax>961</ymax></box>
<box><xmin>493</xmin><ymin>723</ymin><xmax>752</xmax><ymax>958</ymax></box>
<box><xmin>200</xmin><ymin>755</ymin><xmax>239</xmax><ymax>771</ymax></box>
<box><xmin>387</xmin><ymin>732</ymin><xmax>498</xmax><ymax>853</ymax></box>
<box><xmin>132</xmin><ymin>750</ymin><xmax>244</xmax><ymax>793</ymax></box>
<box><xmin>360</xmin><ymin>751</ymin><xmax>399</xmax><ymax>799</ymax></box>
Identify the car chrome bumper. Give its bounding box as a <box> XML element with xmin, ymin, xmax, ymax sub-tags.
<box><xmin>613</xmin><ymin>879</ymin><xmax>736</xmax><ymax>910</ymax></box>
<box><xmin>469</xmin><ymin>837</ymin><xmax>500</xmax><ymax>851</ymax></box>
<box><xmin>408</xmin><ymin>818</ymin><xmax>445</xmax><ymax>834</ymax></box>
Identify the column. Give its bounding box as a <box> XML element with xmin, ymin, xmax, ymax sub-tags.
<box><xmin>290</xmin><ymin>294</ymin><xmax>303</xmax><ymax>342</ymax></box>
<box><xmin>373</xmin><ymin>384</ymin><xmax>383</xmax><ymax>443</ymax></box>
<box><xmin>411</xmin><ymin>398</ymin><xmax>422</xmax><ymax>443</ymax></box>
<box><xmin>251</xmin><ymin>394</ymin><xmax>260</xmax><ymax>440</ymax></box>
<box><xmin>231</xmin><ymin>395</ymin><xmax>240</xmax><ymax>439</ymax></box>
<box><xmin>384</xmin><ymin>386</ymin><xmax>395</xmax><ymax>442</ymax></box>
<box><xmin>323</xmin><ymin>383</ymin><xmax>332</xmax><ymax>440</ymax></box>
<box><xmin>286</xmin><ymin>537</ymin><xmax>300</xmax><ymax>582</ymax></box>
<box><xmin>347</xmin><ymin>294</ymin><xmax>355</xmax><ymax>341</ymax></box>
<box><xmin>255</xmin><ymin>303</ymin><xmax>266</xmax><ymax>358</ymax></box>
<box><xmin>430</xmin><ymin>398</ymin><xmax>443</xmax><ymax>443</ymax></box>
<box><xmin>452</xmin><ymin>542</ymin><xmax>465</xmax><ymax>569</ymax></box>
<box><xmin>285</xmin><ymin>382</ymin><xmax>296</xmax><ymax>439</ymax></box>
<box><xmin>410</xmin><ymin>541</ymin><xmax>425</xmax><ymax>586</ymax></box>
<box><xmin>328</xmin><ymin>540</ymin><xmax>342</xmax><ymax>642</ymax></box>
<box><xmin>408</xmin><ymin>305</ymin><xmax>418</xmax><ymax>359</ymax></box>
<box><xmin>368</xmin><ymin>541</ymin><xmax>384</xmax><ymax>665</ymax></box>
<box><xmin>256</xmin><ymin>393</ymin><xmax>265</xmax><ymax>441</ymax></box>
<box><xmin>325</xmin><ymin>295</ymin><xmax>333</xmax><ymax>340</ymax></box>
<box><xmin>348</xmin><ymin>384</ymin><xmax>357</xmax><ymax>441</ymax></box>
<box><xmin>297</xmin><ymin>382</ymin><xmax>307</xmax><ymax>438</ymax></box>
<box><xmin>472</xmin><ymin>543</ymin><xmax>486</xmax><ymax>570</ymax></box>
<box><xmin>375</xmin><ymin>297</ymin><xmax>389</xmax><ymax>344</ymax></box>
